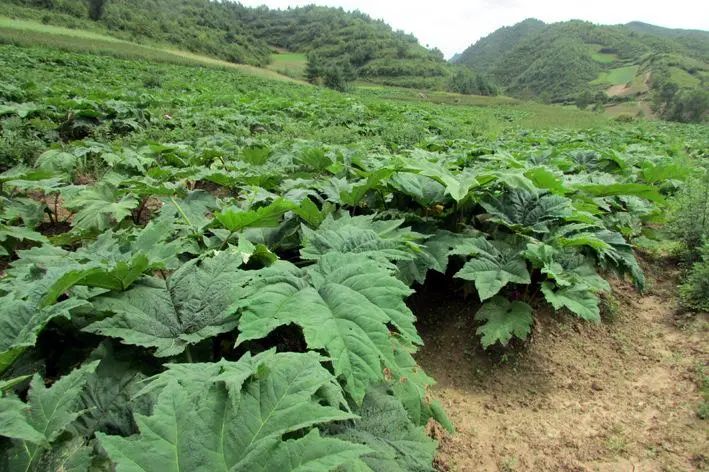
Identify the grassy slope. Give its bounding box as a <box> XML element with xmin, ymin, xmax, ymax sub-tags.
<box><xmin>0</xmin><ymin>17</ymin><xmax>608</xmax><ymax>129</ymax></box>
<box><xmin>591</xmin><ymin>65</ymin><xmax>640</xmax><ymax>85</ymax></box>
<box><xmin>266</xmin><ymin>52</ymin><xmax>308</xmax><ymax>80</ymax></box>
<box><xmin>353</xmin><ymin>84</ymin><xmax>608</xmax><ymax>130</ymax></box>
<box><xmin>0</xmin><ymin>16</ymin><xmax>302</xmax><ymax>83</ymax></box>
<box><xmin>589</xmin><ymin>44</ymin><xmax>618</xmax><ymax>64</ymax></box>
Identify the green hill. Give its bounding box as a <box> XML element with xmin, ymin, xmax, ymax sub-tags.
<box><xmin>455</xmin><ymin>19</ymin><xmax>708</xmax><ymax>121</ymax></box>
<box><xmin>453</xmin><ymin>18</ymin><xmax>545</xmax><ymax>72</ymax></box>
<box><xmin>0</xmin><ymin>0</ymin><xmax>450</xmax><ymax>89</ymax></box>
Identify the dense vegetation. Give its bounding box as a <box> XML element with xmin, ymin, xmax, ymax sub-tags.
<box><xmin>0</xmin><ymin>37</ymin><xmax>707</xmax><ymax>469</ymax></box>
<box><xmin>456</xmin><ymin>19</ymin><xmax>709</xmax><ymax>121</ymax></box>
<box><xmin>0</xmin><ymin>0</ymin><xmax>464</xmax><ymax>90</ymax></box>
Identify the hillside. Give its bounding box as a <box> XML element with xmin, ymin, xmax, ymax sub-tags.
<box><xmin>453</xmin><ymin>18</ymin><xmax>546</xmax><ymax>72</ymax></box>
<box><xmin>456</xmin><ymin>19</ymin><xmax>709</xmax><ymax>120</ymax></box>
<box><xmin>0</xmin><ymin>0</ymin><xmax>450</xmax><ymax>88</ymax></box>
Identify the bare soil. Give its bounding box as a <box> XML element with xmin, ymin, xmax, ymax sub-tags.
<box><xmin>414</xmin><ymin>260</ymin><xmax>708</xmax><ymax>471</ymax></box>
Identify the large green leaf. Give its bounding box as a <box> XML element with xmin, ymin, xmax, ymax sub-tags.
<box><xmin>480</xmin><ymin>188</ymin><xmax>572</xmax><ymax>233</ymax></box>
<box><xmin>27</xmin><ymin>436</ymin><xmax>93</xmax><ymax>472</ymax></box>
<box><xmin>63</xmin><ymin>182</ymin><xmax>139</xmax><ymax>231</ymax></box>
<box><xmin>541</xmin><ymin>281</ymin><xmax>601</xmax><ymax>321</ymax></box>
<box><xmin>215</xmin><ymin>198</ymin><xmax>294</xmax><ymax>232</ymax></box>
<box><xmin>524</xmin><ymin>166</ymin><xmax>569</xmax><ymax>194</ymax></box>
<box><xmin>41</xmin><ymin>254</ymin><xmax>150</xmax><ymax>306</ymax></box>
<box><xmin>551</xmin><ymin>227</ymin><xmax>644</xmax><ymax>290</ymax></box>
<box><xmin>397</xmin><ymin>230</ymin><xmax>481</xmax><ymax>285</ymax></box>
<box><xmin>158</xmin><ymin>190</ymin><xmax>217</xmax><ymax>231</ymax></box>
<box><xmin>5</xmin><ymin>225</ymin><xmax>183</xmax><ymax>307</ymax></box>
<box><xmin>0</xmin><ymin>224</ymin><xmax>48</xmax><ymax>246</ymax></box>
<box><xmin>573</xmin><ymin>182</ymin><xmax>664</xmax><ymax>204</ymax></box>
<box><xmin>388</xmin><ymin>338</ymin><xmax>452</xmax><ymax>432</ymax></box>
<box><xmin>237</xmin><ymin>253</ymin><xmax>419</xmax><ymax>402</ymax></box>
<box><xmin>0</xmin><ymin>396</ymin><xmax>45</xmax><ymax>444</ymax></box>
<box><xmin>454</xmin><ymin>238</ymin><xmax>531</xmax><ymax>301</ymax></box>
<box><xmin>401</xmin><ymin>153</ymin><xmax>479</xmax><ymax>202</ymax></box>
<box><xmin>0</xmin><ymin>296</ymin><xmax>87</xmax><ymax>373</ymax></box>
<box><xmin>474</xmin><ymin>296</ymin><xmax>534</xmax><ymax>348</ymax></box>
<box><xmin>4</xmin><ymin>361</ymin><xmax>99</xmax><ymax>472</ymax></box>
<box><xmin>300</xmin><ymin>214</ymin><xmax>423</xmax><ymax>265</ymax></box>
<box><xmin>97</xmin><ymin>352</ymin><xmax>369</xmax><ymax>471</ymax></box>
<box><xmin>74</xmin><ymin>342</ymin><xmax>150</xmax><ymax>438</ymax></box>
<box><xmin>86</xmin><ymin>253</ymin><xmax>251</xmax><ymax>357</ymax></box>
<box><xmin>388</xmin><ymin>172</ymin><xmax>446</xmax><ymax>206</ymax></box>
<box><xmin>332</xmin><ymin>386</ymin><xmax>437</xmax><ymax>472</ymax></box>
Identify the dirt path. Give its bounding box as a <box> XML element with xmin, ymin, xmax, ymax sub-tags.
<box><xmin>414</xmin><ymin>260</ymin><xmax>708</xmax><ymax>471</ymax></box>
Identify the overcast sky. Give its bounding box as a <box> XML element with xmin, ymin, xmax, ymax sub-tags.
<box><xmin>237</xmin><ymin>0</ymin><xmax>709</xmax><ymax>58</ymax></box>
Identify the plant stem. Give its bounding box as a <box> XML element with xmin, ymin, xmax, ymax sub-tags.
<box><xmin>219</xmin><ymin>231</ymin><xmax>234</xmax><ymax>250</ymax></box>
<box><xmin>170</xmin><ymin>196</ymin><xmax>195</xmax><ymax>233</ymax></box>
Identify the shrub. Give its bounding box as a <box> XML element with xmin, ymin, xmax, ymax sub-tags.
<box><xmin>447</xmin><ymin>67</ymin><xmax>497</xmax><ymax>96</ymax></box>
<box><xmin>667</xmin><ymin>170</ymin><xmax>709</xmax><ymax>312</ymax></box>
<box><xmin>666</xmin><ymin>171</ymin><xmax>709</xmax><ymax>263</ymax></box>
<box><xmin>679</xmin><ymin>242</ymin><xmax>709</xmax><ymax>312</ymax></box>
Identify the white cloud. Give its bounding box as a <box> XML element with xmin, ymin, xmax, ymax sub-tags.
<box><xmin>237</xmin><ymin>0</ymin><xmax>709</xmax><ymax>58</ymax></box>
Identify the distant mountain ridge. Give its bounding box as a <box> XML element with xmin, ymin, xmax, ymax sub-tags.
<box><xmin>455</xmin><ymin>19</ymin><xmax>709</xmax><ymax>104</ymax></box>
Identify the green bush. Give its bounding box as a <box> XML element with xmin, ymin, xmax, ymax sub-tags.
<box><xmin>305</xmin><ymin>54</ymin><xmax>356</xmax><ymax>92</ymax></box>
<box><xmin>679</xmin><ymin>242</ymin><xmax>709</xmax><ymax>312</ymax></box>
<box><xmin>667</xmin><ymin>170</ymin><xmax>709</xmax><ymax>312</ymax></box>
<box><xmin>667</xmin><ymin>170</ymin><xmax>709</xmax><ymax>262</ymax></box>
<box><xmin>447</xmin><ymin>67</ymin><xmax>497</xmax><ymax>96</ymax></box>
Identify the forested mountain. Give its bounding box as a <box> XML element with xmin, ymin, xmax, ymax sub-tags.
<box><xmin>456</xmin><ymin>19</ymin><xmax>708</xmax><ymax>121</ymax></box>
<box><xmin>453</xmin><ymin>18</ymin><xmax>545</xmax><ymax>72</ymax></box>
<box><xmin>1</xmin><ymin>0</ymin><xmax>458</xmax><ymax>89</ymax></box>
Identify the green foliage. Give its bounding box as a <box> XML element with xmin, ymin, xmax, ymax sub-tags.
<box><xmin>667</xmin><ymin>169</ymin><xmax>709</xmax><ymax>312</ymax></box>
<box><xmin>86</xmin><ymin>0</ymin><xmax>107</xmax><ymax>21</ymax></box>
<box><xmin>306</xmin><ymin>53</ymin><xmax>357</xmax><ymax>92</ymax></box>
<box><xmin>446</xmin><ymin>66</ymin><xmax>497</xmax><ymax>96</ymax></box>
<box><xmin>330</xmin><ymin>386</ymin><xmax>438</xmax><ymax>472</ymax></box>
<box><xmin>3</xmin><ymin>0</ymin><xmax>448</xmax><ymax>86</ymax></box>
<box><xmin>455</xmin><ymin>238</ymin><xmax>531</xmax><ymax>301</ymax></box>
<box><xmin>575</xmin><ymin>89</ymin><xmax>595</xmax><ymax>110</ymax></box>
<box><xmin>1</xmin><ymin>361</ymin><xmax>98</xmax><ymax>471</ymax></box>
<box><xmin>541</xmin><ymin>281</ymin><xmax>601</xmax><ymax>321</ymax></box>
<box><xmin>678</xmin><ymin>242</ymin><xmax>709</xmax><ymax>312</ymax></box>
<box><xmin>300</xmin><ymin>214</ymin><xmax>422</xmax><ymax>264</ymax></box>
<box><xmin>474</xmin><ymin>297</ymin><xmax>534</xmax><ymax>348</ymax></box>
<box><xmin>456</xmin><ymin>18</ymin><xmax>709</xmax><ymax>108</ymax></box>
<box><xmin>666</xmin><ymin>170</ymin><xmax>709</xmax><ymax>261</ymax></box>
<box><xmin>237</xmin><ymin>253</ymin><xmax>420</xmax><ymax>403</ymax></box>
<box><xmin>98</xmin><ymin>351</ymin><xmax>370</xmax><ymax>471</ymax></box>
<box><xmin>87</xmin><ymin>252</ymin><xmax>252</xmax><ymax>357</ymax></box>
<box><xmin>656</xmin><ymin>87</ymin><xmax>708</xmax><ymax>123</ymax></box>
<box><xmin>0</xmin><ymin>40</ymin><xmax>706</xmax><ymax>469</ymax></box>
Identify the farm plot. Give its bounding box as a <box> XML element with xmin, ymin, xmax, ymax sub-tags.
<box><xmin>0</xmin><ymin>43</ymin><xmax>707</xmax><ymax>471</ymax></box>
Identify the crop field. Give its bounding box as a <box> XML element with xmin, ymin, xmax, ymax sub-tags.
<box><xmin>588</xmin><ymin>44</ymin><xmax>618</xmax><ymax>64</ymax></box>
<box><xmin>0</xmin><ymin>16</ymin><xmax>298</xmax><ymax>81</ymax></box>
<box><xmin>591</xmin><ymin>65</ymin><xmax>640</xmax><ymax>86</ymax></box>
<box><xmin>670</xmin><ymin>66</ymin><xmax>702</xmax><ymax>88</ymax></box>
<box><xmin>0</xmin><ymin>37</ymin><xmax>707</xmax><ymax>471</ymax></box>
<box><xmin>267</xmin><ymin>51</ymin><xmax>308</xmax><ymax>79</ymax></box>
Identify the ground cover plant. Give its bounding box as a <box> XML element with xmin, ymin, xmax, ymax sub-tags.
<box><xmin>0</xmin><ymin>42</ymin><xmax>707</xmax><ymax>470</ymax></box>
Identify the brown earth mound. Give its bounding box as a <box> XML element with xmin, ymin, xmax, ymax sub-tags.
<box><xmin>413</xmin><ymin>259</ymin><xmax>708</xmax><ymax>471</ymax></box>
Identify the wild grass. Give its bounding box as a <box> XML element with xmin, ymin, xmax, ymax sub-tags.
<box><xmin>266</xmin><ymin>52</ymin><xmax>307</xmax><ymax>79</ymax></box>
<box><xmin>0</xmin><ymin>16</ymin><xmax>301</xmax><ymax>82</ymax></box>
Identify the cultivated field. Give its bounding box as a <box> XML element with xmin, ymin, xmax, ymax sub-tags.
<box><xmin>0</xmin><ymin>21</ymin><xmax>707</xmax><ymax>472</ymax></box>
